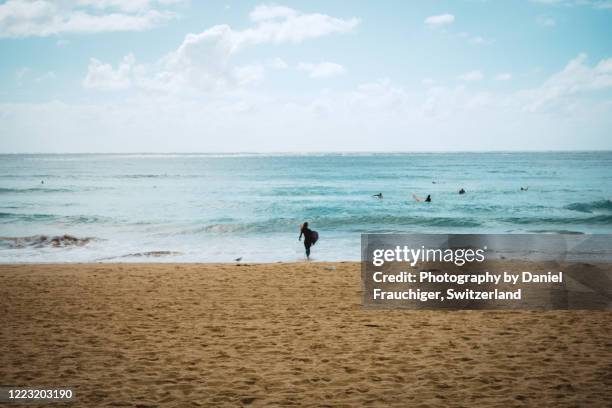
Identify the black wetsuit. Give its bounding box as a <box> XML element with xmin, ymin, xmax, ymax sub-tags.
<box><xmin>300</xmin><ymin>227</ymin><xmax>313</xmax><ymax>257</ymax></box>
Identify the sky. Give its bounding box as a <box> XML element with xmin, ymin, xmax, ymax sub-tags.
<box><xmin>1</xmin><ymin>0</ymin><xmax>612</xmax><ymax>153</ymax></box>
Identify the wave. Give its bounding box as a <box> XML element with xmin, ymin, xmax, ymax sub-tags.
<box><xmin>96</xmin><ymin>251</ymin><xmax>183</xmax><ymax>261</ymax></box>
<box><xmin>114</xmin><ymin>174</ymin><xmax>203</xmax><ymax>179</ymax></box>
<box><xmin>564</xmin><ymin>199</ymin><xmax>612</xmax><ymax>213</ymax></box>
<box><xmin>0</xmin><ymin>187</ymin><xmax>74</xmax><ymax>194</ymax></box>
<box><xmin>175</xmin><ymin>212</ymin><xmax>612</xmax><ymax>235</ymax></box>
<box><xmin>502</xmin><ymin>214</ymin><xmax>612</xmax><ymax>226</ymax></box>
<box><xmin>528</xmin><ymin>229</ymin><xmax>585</xmax><ymax>235</ymax></box>
<box><xmin>0</xmin><ymin>212</ymin><xmax>108</xmax><ymax>224</ymax></box>
<box><xmin>176</xmin><ymin>215</ymin><xmax>483</xmax><ymax>235</ymax></box>
<box><xmin>0</xmin><ymin>234</ymin><xmax>95</xmax><ymax>249</ymax></box>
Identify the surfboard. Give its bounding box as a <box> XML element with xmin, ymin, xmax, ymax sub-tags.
<box><xmin>310</xmin><ymin>230</ymin><xmax>319</xmax><ymax>245</ymax></box>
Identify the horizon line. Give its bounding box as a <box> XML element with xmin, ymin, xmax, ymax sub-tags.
<box><xmin>1</xmin><ymin>149</ymin><xmax>612</xmax><ymax>155</ymax></box>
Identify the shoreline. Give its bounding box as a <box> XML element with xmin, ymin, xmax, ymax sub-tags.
<box><xmin>2</xmin><ymin>262</ymin><xmax>611</xmax><ymax>407</ymax></box>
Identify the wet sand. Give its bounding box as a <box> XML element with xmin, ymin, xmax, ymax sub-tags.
<box><xmin>1</xmin><ymin>262</ymin><xmax>611</xmax><ymax>407</ymax></box>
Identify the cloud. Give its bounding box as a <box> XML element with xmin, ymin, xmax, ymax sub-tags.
<box><xmin>421</xmin><ymin>78</ymin><xmax>437</xmax><ymax>86</ymax></box>
<box><xmin>495</xmin><ymin>73</ymin><xmax>512</xmax><ymax>81</ymax></box>
<box><xmin>5</xmin><ymin>53</ymin><xmax>612</xmax><ymax>152</ymax></box>
<box><xmin>249</xmin><ymin>4</ymin><xmax>297</xmax><ymax>21</ymax></box>
<box><xmin>75</xmin><ymin>0</ymin><xmax>183</xmax><ymax>13</ymax></box>
<box><xmin>530</xmin><ymin>0</ymin><xmax>612</xmax><ymax>9</ymax></box>
<box><xmin>233</xmin><ymin>64</ymin><xmax>265</xmax><ymax>86</ymax></box>
<box><xmin>35</xmin><ymin>71</ymin><xmax>56</xmax><ymax>82</ymax></box>
<box><xmin>468</xmin><ymin>35</ymin><xmax>492</xmax><ymax>45</ymax></box>
<box><xmin>520</xmin><ymin>53</ymin><xmax>612</xmax><ymax>111</ymax></box>
<box><xmin>0</xmin><ymin>0</ymin><xmax>179</xmax><ymax>37</ymax></box>
<box><xmin>537</xmin><ymin>16</ymin><xmax>556</xmax><ymax>26</ymax></box>
<box><xmin>530</xmin><ymin>0</ymin><xmax>564</xmax><ymax>4</ymax></box>
<box><xmin>458</xmin><ymin>70</ymin><xmax>484</xmax><ymax>81</ymax></box>
<box><xmin>456</xmin><ymin>31</ymin><xmax>493</xmax><ymax>45</ymax></box>
<box><xmin>268</xmin><ymin>57</ymin><xmax>288</xmax><ymax>70</ymax></box>
<box><xmin>298</xmin><ymin>62</ymin><xmax>345</xmax><ymax>78</ymax></box>
<box><xmin>241</xmin><ymin>4</ymin><xmax>359</xmax><ymax>45</ymax></box>
<box><xmin>83</xmin><ymin>5</ymin><xmax>358</xmax><ymax>92</ymax></box>
<box><xmin>424</xmin><ymin>14</ymin><xmax>455</xmax><ymax>27</ymax></box>
<box><xmin>15</xmin><ymin>67</ymin><xmax>32</xmax><ymax>83</ymax></box>
<box><xmin>82</xmin><ymin>54</ymin><xmax>137</xmax><ymax>90</ymax></box>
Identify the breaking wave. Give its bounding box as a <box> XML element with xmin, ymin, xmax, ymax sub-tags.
<box><xmin>502</xmin><ymin>214</ymin><xmax>612</xmax><ymax>225</ymax></box>
<box><xmin>0</xmin><ymin>212</ymin><xmax>108</xmax><ymax>224</ymax></box>
<box><xmin>0</xmin><ymin>187</ymin><xmax>74</xmax><ymax>194</ymax></box>
<box><xmin>96</xmin><ymin>251</ymin><xmax>183</xmax><ymax>261</ymax></box>
<box><xmin>0</xmin><ymin>235</ymin><xmax>95</xmax><ymax>249</ymax></box>
<box><xmin>565</xmin><ymin>199</ymin><xmax>612</xmax><ymax>213</ymax></box>
<box><xmin>175</xmin><ymin>215</ymin><xmax>483</xmax><ymax>235</ymax></box>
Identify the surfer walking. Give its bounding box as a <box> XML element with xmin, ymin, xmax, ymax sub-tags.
<box><xmin>299</xmin><ymin>222</ymin><xmax>317</xmax><ymax>260</ymax></box>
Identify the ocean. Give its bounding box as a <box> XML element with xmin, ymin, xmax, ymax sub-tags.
<box><xmin>0</xmin><ymin>152</ymin><xmax>611</xmax><ymax>263</ymax></box>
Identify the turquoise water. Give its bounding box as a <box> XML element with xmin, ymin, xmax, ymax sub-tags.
<box><xmin>0</xmin><ymin>152</ymin><xmax>611</xmax><ymax>262</ymax></box>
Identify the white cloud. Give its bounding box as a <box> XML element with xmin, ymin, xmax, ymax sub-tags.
<box><xmin>424</xmin><ymin>14</ymin><xmax>455</xmax><ymax>27</ymax></box>
<box><xmin>241</xmin><ymin>4</ymin><xmax>359</xmax><ymax>45</ymax></box>
<box><xmin>249</xmin><ymin>4</ymin><xmax>297</xmax><ymax>21</ymax></box>
<box><xmin>298</xmin><ymin>62</ymin><xmax>345</xmax><ymax>78</ymax></box>
<box><xmin>0</xmin><ymin>0</ymin><xmax>178</xmax><ymax>37</ymax></box>
<box><xmin>468</xmin><ymin>35</ymin><xmax>493</xmax><ymax>45</ymax></box>
<box><xmin>233</xmin><ymin>64</ymin><xmax>265</xmax><ymax>86</ymax></box>
<box><xmin>495</xmin><ymin>73</ymin><xmax>512</xmax><ymax>81</ymax></box>
<box><xmin>5</xmin><ymin>54</ymin><xmax>612</xmax><ymax>152</ymax></box>
<box><xmin>56</xmin><ymin>39</ymin><xmax>70</xmax><ymax>47</ymax></box>
<box><xmin>83</xmin><ymin>5</ymin><xmax>358</xmax><ymax>92</ymax></box>
<box><xmin>14</xmin><ymin>67</ymin><xmax>56</xmax><ymax>84</ymax></box>
<box><xmin>75</xmin><ymin>0</ymin><xmax>183</xmax><ymax>13</ymax></box>
<box><xmin>15</xmin><ymin>67</ymin><xmax>32</xmax><ymax>83</ymax></box>
<box><xmin>35</xmin><ymin>71</ymin><xmax>56</xmax><ymax>82</ymax></box>
<box><xmin>531</xmin><ymin>0</ymin><xmax>612</xmax><ymax>9</ymax></box>
<box><xmin>537</xmin><ymin>16</ymin><xmax>556</xmax><ymax>27</ymax></box>
<box><xmin>421</xmin><ymin>78</ymin><xmax>436</xmax><ymax>86</ymax></box>
<box><xmin>457</xmin><ymin>31</ymin><xmax>493</xmax><ymax>45</ymax></box>
<box><xmin>458</xmin><ymin>70</ymin><xmax>484</xmax><ymax>81</ymax></box>
<box><xmin>268</xmin><ymin>57</ymin><xmax>288</xmax><ymax>70</ymax></box>
<box><xmin>82</xmin><ymin>54</ymin><xmax>137</xmax><ymax>90</ymax></box>
<box><xmin>520</xmin><ymin>53</ymin><xmax>612</xmax><ymax>111</ymax></box>
<box><xmin>530</xmin><ymin>0</ymin><xmax>564</xmax><ymax>4</ymax></box>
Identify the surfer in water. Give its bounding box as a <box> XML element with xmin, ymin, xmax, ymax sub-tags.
<box><xmin>372</xmin><ymin>193</ymin><xmax>383</xmax><ymax>199</ymax></box>
<box><xmin>299</xmin><ymin>222</ymin><xmax>316</xmax><ymax>260</ymax></box>
<box><xmin>412</xmin><ymin>194</ymin><xmax>432</xmax><ymax>203</ymax></box>
<box><xmin>459</xmin><ymin>188</ymin><xmax>466</xmax><ymax>194</ymax></box>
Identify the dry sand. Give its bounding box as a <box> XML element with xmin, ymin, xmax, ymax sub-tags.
<box><xmin>0</xmin><ymin>262</ymin><xmax>611</xmax><ymax>407</ymax></box>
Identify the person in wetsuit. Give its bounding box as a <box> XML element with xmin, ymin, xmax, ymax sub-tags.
<box><xmin>425</xmin><ymin>194</ymin><xmax>432</xmax><ymax>202</ymax></box>
<box><xmin>299</xmin><ymin>222</ymin><xmax>313</xmax><ymax>259</ymax></box>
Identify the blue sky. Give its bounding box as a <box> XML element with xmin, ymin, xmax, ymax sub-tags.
<box><xmin>1</xmin><ymin>0</ymin><xmax>612</xmax><ymax>152</ymax></box>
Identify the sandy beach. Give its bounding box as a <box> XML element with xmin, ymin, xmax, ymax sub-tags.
<box><xmin>1</xmin><ymin>262</ymin><xmax>611</xmax><ymax>407</ymax></box>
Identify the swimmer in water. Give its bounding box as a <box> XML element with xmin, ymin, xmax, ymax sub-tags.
<box><xmin>459</xmin><ymin>188</ymin><xmax>466</xmax><ymax>194</ymax></box>
<box><xmin>520</xmin><ymin>187</ymin><xmax>528</xmax><ymax>191</ymax></box>
<box><xmin>372</xmin><ymin>193</ymin><xmax>383</xmax><ymax>199</ymax></box>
